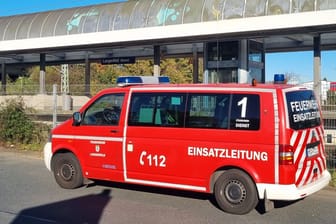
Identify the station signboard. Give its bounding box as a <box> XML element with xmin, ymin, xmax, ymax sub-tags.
<box><xmin>101</xmin><ymin>57</ymin><xmax>136</xmax><ymax>65</ymax></box>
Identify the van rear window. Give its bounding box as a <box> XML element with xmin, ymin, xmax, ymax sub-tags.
<box><xmin>185</xmin><ymin>93</ymin><xmax>260</xmax><ymax>130</ymax></box>
<box><xmin>286</xmin><ymin>90</ymin><xmax>321</xmax><ymax>130</ymax></box>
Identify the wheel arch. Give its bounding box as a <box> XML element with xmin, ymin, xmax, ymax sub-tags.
<box><xmin>51</xmin><ymin>148</ymin><xmax>85</xmax><ymax>189</ymax></box>
<box><xmin>209</xmin><ymin>165</ymin><xmax>258</xmax><ymax>197</ymax></box>
<box><xmin>51</xmin><ymin>148</ymin><xmax>80</xmax><ymax>173</ymax></box>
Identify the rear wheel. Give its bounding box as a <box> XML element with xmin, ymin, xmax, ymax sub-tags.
<box><xmin>52</xmin><ymin>153</ymin><xmax>83</xmax><ymax>189</ymax></box>
<box><xmin>214</xmin><ymin>169</ymin><xmax>258</xmax><ymax>215</ymax></box>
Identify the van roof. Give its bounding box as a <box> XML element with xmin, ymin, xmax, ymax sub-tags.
<box><xmin>102</xmin><ymin>83</ymin><xmax>309</xmax><ymax>92</ymax></box>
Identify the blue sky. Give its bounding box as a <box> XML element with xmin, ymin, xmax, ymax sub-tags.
<box><xmin>0</xmin><ymin>0</ymin><xmax>335</xmax><ymax>82</ymax></box>
<box><xmin>266</xmin><ymin>51</ymin><xmax>336</xmax><ymax>83</ymax></box>
<box><xmin>0</xmin><ymin>0</ymin><xmax>124</xmax><ymax>16</ymax></box>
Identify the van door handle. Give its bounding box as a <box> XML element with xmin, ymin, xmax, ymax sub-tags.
<box><xmin>110</xmin><ymin>130</ymin><xmax>119</xmax><ymax>133</ymax></box>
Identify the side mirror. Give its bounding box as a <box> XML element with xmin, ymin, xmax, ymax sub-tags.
<box><xmin>72</xmin><ymin>112</ymin><xmax>82</xmax><ymax>126</ymax></box>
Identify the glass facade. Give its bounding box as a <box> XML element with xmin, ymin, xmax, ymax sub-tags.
<box><xmin>249</xmin><ymin>41</ymin><xmax>264</xmax><ymax>83</ymax></box>
<box><xmin>205</xmin><ymin>40</ymin><xmax>265</xmax><ymax>84</ymax></box>
<box><xmin>1</xmin><ymin>0</ymin><xmax>336</xmax><ymax>41</ymax></box>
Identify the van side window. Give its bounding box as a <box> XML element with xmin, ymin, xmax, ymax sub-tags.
<box><xmin>82</xmin><ymin>93</ymin><xmax>124</xmax><ymax>126</ymax></box>
<box><xmin>128</xmin><ymin>93</ymin><xmax>186</xmax><ymax>127</ymax></box>
<box><xmin>186</xmin><ymin>94</ymin><xmax>230</xmax><ymax>129</ymax></box>
<box><xmin>128</xmin><ymin>94</ymin><xmax>156</xmax><ymax>125</ymax></box>
<box><xmin>230</xmin><ymin>94</ymin><xmax>260</xmax><ymax>130</ymax></box>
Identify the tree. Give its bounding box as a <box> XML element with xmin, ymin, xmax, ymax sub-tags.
<box><xmin>161</xmin><ymin>58</ymin><xmax>193</xmax><ymax>83</ymax></box>
<box><xmin>12</xmin><ymin>57</ymin><xmax>199</xmax><ymax>95</ymax></box>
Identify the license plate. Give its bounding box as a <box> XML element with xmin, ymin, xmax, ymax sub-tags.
<box><xmin>306</xmin><ymin>142</ymin><xmax>320</xmax><ymax>157</ymax></box>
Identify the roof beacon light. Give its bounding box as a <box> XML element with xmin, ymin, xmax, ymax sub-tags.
<box><xmin>274</xmin><ymin>74</ymin><xmax>285</xmax><ymax>84</ymax></box>
<box><xmin>117</xmin><ymin>76</ymin><xmax>170</xmax><ymax>86</ymax></box>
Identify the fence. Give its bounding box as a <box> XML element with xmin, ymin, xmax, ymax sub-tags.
<box><xmin>321</xmin><ymin>91</ymin><xmax>336</xmax><ymax>172</ymax></box>
<box><xmin>4</xmin><ymin>84</ymin><xmax>112</xmax><ymax>96</ymax></box>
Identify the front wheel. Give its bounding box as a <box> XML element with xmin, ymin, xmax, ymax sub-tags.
<box><xmin>52</xmin><ymin>153</ymin><xmax>83</xmax><ymax>189</ymax></box>
<box><xmin>214</xmin><ymin>169</ymin><xmax>258</xmax><ymax>215</ymax></box>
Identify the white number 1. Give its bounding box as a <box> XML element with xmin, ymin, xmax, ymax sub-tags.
<box><xmin>237</xmin><ymin>97</ymin><xmax>247</xmax><ymax>118</ymax></box>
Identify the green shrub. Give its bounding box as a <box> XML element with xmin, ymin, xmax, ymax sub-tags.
<box><xmin>0</xmin><ymin>97</ymin><xmax>50</xmax><ymax>149</ymax></box>
<box><xmin>331</xmin><ymin>170</ymin><xmax>336</xmax><ymax>187</ymax></box>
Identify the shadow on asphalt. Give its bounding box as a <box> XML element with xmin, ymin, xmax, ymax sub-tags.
<box><xmin>10</xmin><ymin>189</ymin><xmax>111</xmax><ymax>224</ymax></box>
<box><xmin>88</xmin><ymin>179</ymin><xmax>210</xmax><ymax>201</ymax></box>
<box><xmin>255</xmin><ymin>198</ymin><xmax>303</xmax><ymax>215</ymax></box>
<box><xmin>86</xmin><ymin>180</ymin><xmax>301</xmax><ymax>215</ymax></box>
<box><xmin>10</xmin><ymin>179</ymin><xmax>305</xmax><ymax>223</ymax></box>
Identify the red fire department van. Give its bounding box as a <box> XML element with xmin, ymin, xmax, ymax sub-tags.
<box><xmin>44</xmin><ymin>76</ymin><xmax>331</xmax><ymax>215</ymax></box>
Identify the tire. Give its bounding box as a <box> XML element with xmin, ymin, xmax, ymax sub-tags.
<box><xmin>52</xmin><ymin>153</ymin><xmax>83</xmax><ymax>189</ymax></box>
<box><xmin>214</xmin><ymin>169</ymin><xmax>258</xmax><ymax>215</ymax></box>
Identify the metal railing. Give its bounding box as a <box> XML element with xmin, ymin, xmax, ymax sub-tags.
<box><xmin>326</xmin><ymin>145</ymin><xmax>336</xmax><ymax>172</ymax></box>
<box><xmin>3</xmin><ymin>84</ymin><xmax>113</xmax><ymax>96</ymax></box>
<box><xmin>322</xmin><ymin>95</ymin><xmax>336</xmax><ymax>171</ymax></box>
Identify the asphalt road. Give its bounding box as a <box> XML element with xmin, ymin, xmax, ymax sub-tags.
<box><xmin>0</xmin><ymin>149</ymin><xmax>335</xmax><ymax>224</ymax></box>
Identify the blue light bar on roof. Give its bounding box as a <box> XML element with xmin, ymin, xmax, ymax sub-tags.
<box><xmin>274</xmin><ymin>74</ymin><xmax>285</xmax><ymax>84</ymax></box>
<box><xmin>117</xmin><ymin>76</ymin><xmax>170</xmax><ymax>86</ymax></box>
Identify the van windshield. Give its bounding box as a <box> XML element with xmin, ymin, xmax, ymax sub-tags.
<box><xmin>286</xmin><ymin>90</ymin><xmax>321</xmax><ymax>130</ymax></box>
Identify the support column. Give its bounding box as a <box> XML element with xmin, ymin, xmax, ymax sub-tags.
<box><xmin>313</xmin><ymin>35</ymin><xmax>321</xmax><ymax>103</ymax></box>
<box><xmin>154</xmin><ymin>45</ymin><xmax>160</xmax><ymax>77</ymax></box>
<box><xmin>261</xmin><ymin>43</ymin><xmax>266</xmax><ymax>83</ymax></box>
<box><xmin>192</xmin><ymin>44</ymin><xmax>199</xmax><ymax>83</ymax></box>
<box><xmin>40</xmin><ymin>53</ymin><xmax>46</xmax><ymax>94</ymax></box>
<box><xmin>238</xmin><ymin>40</ymin><xmax>249</xmax><ymax>83</ymax></box>
<box><xmin>203</xmin><ymin>42</ymin><xmax>209</xmax><ymax>84</ymax></box>
<box><xmin>1</xmin><ymin>61</ymin><xmax>6</xmax><ymax>95</ymax></box>
<box><xmin>85</xmin><ymin>53</ymin><xmax>91</xmax><ymax>96</ymax></box>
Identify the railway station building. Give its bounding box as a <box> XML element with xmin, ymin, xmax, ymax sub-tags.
<box><xmin>0</xmin><ymin>0</ymin><xmax>336</xmax><ymax>98</ymax></box>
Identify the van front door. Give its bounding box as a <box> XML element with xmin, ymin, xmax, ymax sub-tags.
<box><xmin>74</xmin><ymin>93</ymin><xmax>126</xmax><ymax>180</ymax></box>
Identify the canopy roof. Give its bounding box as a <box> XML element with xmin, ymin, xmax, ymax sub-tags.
<box><xmin>1</xmin><ymin>0</ymin><xmax>336</xmax><ymax>41</ymax></box>
<box><xmin>1</xmin><ymin>0</ymin><xmax>336</xmax><ymax>66</ymax></box>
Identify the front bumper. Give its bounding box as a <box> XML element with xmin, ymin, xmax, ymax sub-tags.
<box><xmin>43</xmin><ymin>142</ymin><xmax>52</xmax><ymax>171</ymax></box>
